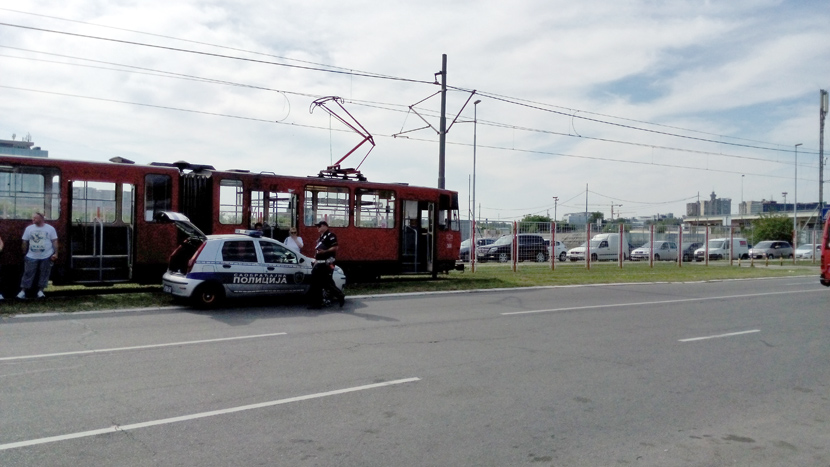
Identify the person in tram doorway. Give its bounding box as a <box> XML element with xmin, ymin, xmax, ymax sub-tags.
<box><xmin>307</xmin><ymin>221</ymin><xmax>345</xmax><ymax>309</ymax></box>
<box><xmin>18</xmin><ymin>212</ymin><xmax>59</xmax><ymax>299</ymax></box>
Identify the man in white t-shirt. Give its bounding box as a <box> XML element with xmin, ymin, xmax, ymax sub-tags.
<box><xmin>18</xmin><ymin>212</ymin><xmax>59</xmax><ymax>299</ymax></box>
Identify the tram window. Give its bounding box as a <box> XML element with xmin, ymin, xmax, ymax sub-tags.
<box><xmin>219</xmin><ymin>179</ymin><xmax>243</xmax><ymax>225</ymax></box>
<box><xmin>251</xmin><ymin>190</ymin><xmax>296</xmax><ymax>229</ymax></box>
<box><xmin>72</xmin><ymin>181</ymin><xmax>117</xmax><ymax>223</ymax></box>
<box><xmin>438</xmin><ymin>193</ymin><xmax>460</xmax><ymax>231</ymax></box>
<box><xmin>0</xmin><ymin>169</ymin><xmax>61</xmax><ymax>220</ymax></box>
<box><xmin>122</xmin><ymin>184</ymin><xmax>134</xmax><ymax>224</ymax></box>
<box><xmin>304</xmin><ymin>185</ymin><xmax>348</xmax><ymax>227</ymax></box>
<box><xmin>355</xmin><ymin>189</ymin><xmax>395</xmax><ymax>229</ymax></box>
<box><xmin>144</xmin><ymin>174</ymin><xmax>172</xmax><ymax>222</ymax></box>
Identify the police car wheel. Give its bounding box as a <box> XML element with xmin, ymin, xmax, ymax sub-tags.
<box><xmin>192</xmin><ymin>283</ymin><xmax>223</xmax><ymax>308</ymax></box>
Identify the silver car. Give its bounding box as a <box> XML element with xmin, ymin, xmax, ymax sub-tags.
<box><xmin>630</xmin><ymin>241</ymin><xmax>678</xmax><ymax>261</ymax></box>
<box><xmin>748</xmin><ymin>240</ymin><xmax>793</xmax><ymax>259</ymax></box>
<box><xmin>795</xmin><ymin>243</ymin><xmax>821</xmax><ymax>260</ymax></box>
<box><xmin>159</xmin><ymin>212</ymin><xmax>345</xmax><ymax>308</ymax></box>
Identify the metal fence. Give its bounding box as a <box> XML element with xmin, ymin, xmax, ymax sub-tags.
<box><xmin>464</xmin><ymin>221</ymin><xmax>825</xmax><ymax>271</ymax></box>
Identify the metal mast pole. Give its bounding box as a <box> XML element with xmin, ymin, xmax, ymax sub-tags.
<box><xmin>438</xmin><ymin>54</ymin><xmax>448</xmax><ymax>189</ymax></box>
<box><xmin>820</xmin><ymin>90</ymin><xmax>828</xmax><ymax>210</ymax></box>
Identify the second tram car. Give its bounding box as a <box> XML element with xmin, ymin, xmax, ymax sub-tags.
<box><xmin>0</xmin><ymin>155</ymin><xmax>461</xmax><ymax>293</ymax></box>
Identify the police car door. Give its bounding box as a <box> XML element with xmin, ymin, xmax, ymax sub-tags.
<box><xmin>220</xmin><ymin>239</ymin><xmax>264</xmax><ymax>296</ymax></box>
<box><xmin>258</xmin><ymin>239</ymin><xmax>308</xmax><ymax>293</ymax></box>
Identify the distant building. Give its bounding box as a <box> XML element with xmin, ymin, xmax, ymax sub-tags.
<box><xmin>0</xmin><ymin>139</ymin><xmax>49</xmax><ymax>158</ymax></box>
<box><xmin>687</xmin><ymin>191</ymin><xmax>730</xmax><ymax>216</ymax></box>
<box><xmin>686</xmin><ymin>202</ymin><xmax>700</xmax><ymax>217</ymax></box>
<box><xmin>563</xmin><ymin>212</ymin><xmax>588</xmax><ymax>225</ymax></box>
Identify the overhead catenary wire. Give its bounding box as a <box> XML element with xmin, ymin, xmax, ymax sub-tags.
<box><xmin>0</xmin><ymin>19</ymin><xmax>817</xmax><ymax>156</ymax></box>
<box><xmin>1</xmin><ymin>15</ymin><xmax>819</xmax><ymax>220</ymax></box>
<box><xmin>1</xmin><ymin>83</ymin><xmax>818</xmax><ymax>185</ymax></box>
<box><xmin>0</xmin><ymin>49</ymin><xmax>813</xmax><ymax>170</ymax></box>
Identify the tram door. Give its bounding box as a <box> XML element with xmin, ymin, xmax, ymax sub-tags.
<box><xmin>251</xmin><ymin>190</ymin><xmax>298</xmax><ymax>240</ymax></box>
<box><xmin>68</xmin><ymin>181</ymin><xmax>135</xmax><ymax>283</ymax></box>
<box><xmin>401</xmin><ymin>200</ymin><xmax>434</xmax><ymax>273</ymax></box>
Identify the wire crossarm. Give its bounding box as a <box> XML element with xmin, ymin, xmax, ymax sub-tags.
<box><xmin>310</xmin><ymin>96</ymin><xmax>374</xmax><ymax>180</ymax></box>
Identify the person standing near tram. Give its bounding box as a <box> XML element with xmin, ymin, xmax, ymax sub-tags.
<box><xmin>283</xmin><ymin>227</ymin><xmax>304</xmax><ymax>254</ymax></box>
<box><xmin>307</xmin><ymin>221</ymin><xmax>344</xmax><ymax>308</ymax></box>
<box><xmin>18</xmin><ymin>212</ymin><xmax>59</xmax><ymax>299</ymax></box>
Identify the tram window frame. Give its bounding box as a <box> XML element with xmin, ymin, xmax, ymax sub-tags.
<box><xmin>0</xmin><ymin>167</ymin><xmax>61</xmax><ymax>220</ymax></box>
<box><xmin>438</xmin><ymin>193</ymin><xmax>460</xmax><ymax>231</ymax></box>
<box><xmin>144</xmin><ymin>174</ymin><xmax>172</xmax><ymax>222</ymax></box>
<box><xmin>304</xmin><ymin>185</ymin><xmax>349</xmax><ymax>227</ymax></box>
<box><xmin>355</xmin><ymin>188</ymin><xmax>395</xmax><ymax>229</ymax></box>
<box><xmin>72</xmin><ymin>181</ymin><xmax>118</xmax><ymax>223</ymax></box>
<box><xmin>250</xmin><ymin>190</ymin><xmax>296</xmax><ymax>230</ymax></box>
<box><xmin>219</xmin><ymin>179</ymin><xmax>244</xmax><ymax>225</ymax></box>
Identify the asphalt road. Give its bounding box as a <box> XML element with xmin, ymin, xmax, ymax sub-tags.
<box><xmin>1</xmin><ymin>276</ymin><xmax>828</xmax><ymax>466</ymax></box>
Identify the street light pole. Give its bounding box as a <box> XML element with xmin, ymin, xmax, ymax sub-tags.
<box><xmin>552</xmin><ymin>196</ymin><xmax>558</xmax><ymax>222</ymax></box>
<box><xmin>794</xmin><ymin>143</ymin><xmax>802</xmax><ymax>253</ymax></box>
<box><xmin>471</xmin><ymin>99</ymin><xmax>481</xmax><ymax>273</ymax></box>
<box><xmin>741</xmin><ymin>174</ymin><xmax>744</xmax><ymax>217</ymax></box>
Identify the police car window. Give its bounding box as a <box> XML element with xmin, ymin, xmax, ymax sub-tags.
<box><xmin>221</xmin><ymin>241</ymin><xmax>258</xmax><ymax>263</ymax></box>
<box><xmin>260</xmin><ymin>241</ymin><xmax>298</xmax><ymax>264</ymax></box>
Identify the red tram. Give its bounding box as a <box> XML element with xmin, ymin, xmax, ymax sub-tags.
<box><xmin>0</xmin><ymin>155</ymin><xmax>461</xmax><ymax>293</ymax></box>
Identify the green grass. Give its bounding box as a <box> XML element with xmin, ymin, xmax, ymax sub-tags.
<box><xmin>1</xmin><ymin>261</ymin><xmax>819</xmax><ymax>315</ymax></box>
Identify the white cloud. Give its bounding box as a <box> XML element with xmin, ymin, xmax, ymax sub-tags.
<box><xmin>0</xmin><ymin>0</ymin><xmax>827</xmax><ymax>220</ymax></box>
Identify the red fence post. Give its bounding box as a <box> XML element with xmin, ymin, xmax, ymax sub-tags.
<box><xmin>550</xmin><ymin>221</ymin><xmax>556</xmax><ymax>271</ymax></box>
<box><xmin>649</xmin><ymin>224</ymin><xmax>655</xmax><ymax>268</ymax></box>
<box><xmin>471</xmin><ymin>219</ymin><xmax>476</xmax><ymax>274</ymax></box>
<box><xmin>513</xmin><ymin>221</ymin><xmax>518</xmax><ymax>272</ymax></box>
<box><xmin>586</xmin><ymin>223</ymin><xmax>592</xmax><ymax>270</ymax></box>
<box><xmin>619</xmin><ymin>223</ymin><xmax>624</xmax><ymax>268</ymax></box>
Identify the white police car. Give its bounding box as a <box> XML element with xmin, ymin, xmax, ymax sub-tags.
<box><xmin>159</xmin><ymin>212</ymin><xmax>345</xmax><ymax>308</ymax></box>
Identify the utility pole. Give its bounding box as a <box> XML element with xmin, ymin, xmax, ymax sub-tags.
<box><xmin>552</xmin><ymin>196</ymin><xmax>558</xmax><ymax>222</ymax></box>
<box><xmin>585</xmin><ymin>184</ymin><xmax>588</xmax><ymax>226</ymax></box>
<box><xmin>437</xmin><ymin>54</ymin><xmax>448</xmax><ymax>189</ymax></box>
<box><xmin>820</xmin><ymin>90</ymin><xmax>828</xmax><ymax>210</ymax></box>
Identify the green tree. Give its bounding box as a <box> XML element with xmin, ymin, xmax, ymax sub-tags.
<box><xmin>750</xmin><ymin>214</ymin><xmax>793</xmax><ymax>244</ymax></box>
<box><xmin>519</xmin><ymin>214</ymin><xmax>552</xmax><ymax>233</ymax></box>
<box><xmin>589</xmin><ymin>212</ymin><xmax>604</xmax><ymax>224</ymax></box>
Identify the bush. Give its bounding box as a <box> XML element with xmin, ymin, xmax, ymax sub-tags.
<box><xmin>750</xmin><ymin>214</ymin><xmax>793</xmax><ymax>244</ymax></box>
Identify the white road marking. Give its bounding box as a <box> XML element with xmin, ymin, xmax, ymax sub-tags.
<box><xmin>500</xmin><ymin>288</ymin><xmax>824</xmax><ymax>316</ymax></box>
<box><xmin>679</xmin><ymin>330</ymin><xmax>760</xmax><ymax>342</ymax></box>
<box><xmin>0</xmin><ymin>332</ymin><xmax>287</xmax><ymax>362</ymax></box>
<box><xmin>0</xmin><ymin>377</ymin><xmax>421</xmax><ymax>451</ymax></box>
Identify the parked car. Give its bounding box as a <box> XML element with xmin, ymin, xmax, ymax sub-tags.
<box><xmin>160</xmin><ymin>212</ymin><xmax>345</xmax><ymax>307</ymax></box>
<box><xmin>748</xmin><ymin>240</ymin><xmax>793</xmax><ymax>259</ymax></box>
<box><xmin>567</xmin><ymin>242</ymin><xmax>587</xmax><ymax>261</ymax></box>
<box><xmin>694</xmin><ymin>237</ymin><xmax>750</xmax><ymax>261</ymax></box>
<box><xmin>545</xmin><ymin>239</ymin><xmax>568</xmax><ymax>262</ymax></box>
<box><xmin>630</xmin><ymin>241</ymin><xmax>678</xmax><ymax>261</ymax></box>
<box><xmin>795</xmin><ymin>243</ymin><xmax>820</xmax><ymax>260</ymax></box>
<box><xmin>459</xmin><ymin>238</ymin><xmax>495</xmax><ymax>262</ymax></box>
<box><xmin>568</xmin><ymin>233</ymin><xmax>629</xmax><ymax>261</ymax></box>
<box><xmin>680</xmin><ymin>242</ymin><xmax>703</xmax><ymax>262</ymax></box>
<box><xmin>478</xmin><ymin>234</ymin><xmax>548</xmax><ymax>263</ymax></box>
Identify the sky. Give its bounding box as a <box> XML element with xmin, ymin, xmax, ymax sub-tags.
<box><xmin>1</xmin><ymin>1</ymin><xmax>828</xmax><ymax>222</ymax></box>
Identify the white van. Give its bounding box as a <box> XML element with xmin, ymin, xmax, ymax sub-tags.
<box><xmin>694</xmin><ymin>237</ymin><xmax>749</xmax><ymax>261</ymax></box>
<box><xmin>570</xmin><ymin>233</ymin><xmax>629</xmax><ymax>261</ymax></box>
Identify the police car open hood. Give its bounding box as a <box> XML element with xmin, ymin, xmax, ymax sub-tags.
<box><xmin>156</xmin><ymin>211</ymin><xmax>208</xmax><ymax>241</ymax></box>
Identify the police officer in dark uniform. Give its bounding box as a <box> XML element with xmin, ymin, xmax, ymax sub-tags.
<box><xmin>308</xmin><ymin>221</ymin><xmax>345</xmax><ymax>308</ymax></box>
